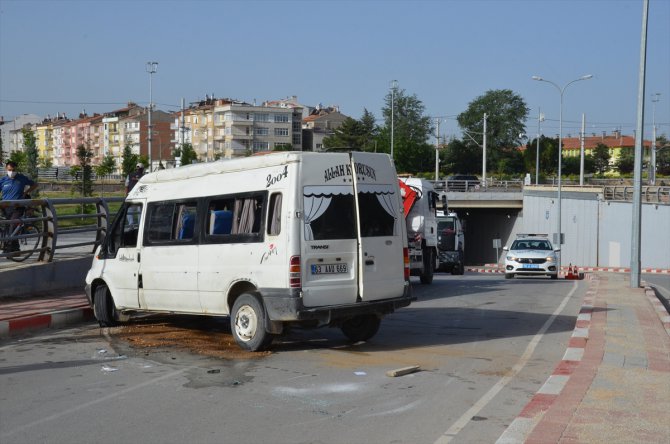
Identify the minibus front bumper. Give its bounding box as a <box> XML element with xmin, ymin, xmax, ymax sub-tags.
<box><xmin>261</xmin><ymin>284</ymin><xmax>414</xmax><ymax>325</ymax></box>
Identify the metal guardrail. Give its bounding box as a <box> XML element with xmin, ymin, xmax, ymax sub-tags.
<box><xmin>432</xmin><ymin>179</ymin><xmax>523</xmax><ymax>192</ymax></box>
<box><xmin>0</xmin><ymin>197</ymin><xmax>124</xmax><ymax>262</ymax></box>
<box><xmin>603</xmin><ymin>186</ymin><xmax>670</xmax><ymax>204</ymax></box>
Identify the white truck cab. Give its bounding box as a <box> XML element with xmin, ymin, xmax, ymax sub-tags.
<box><xmin>85</xmin><ymin>152</ymin><xmax>412</xmax><ymax>351</ymax></box>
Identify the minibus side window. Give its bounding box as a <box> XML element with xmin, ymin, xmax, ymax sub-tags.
<box><xmin>205</xmin><ymin>192</ymin><xmax>266</xmax><ymax>243</ymax></box>
<box><xmin>268</xmin><ymin>193</ymin><xmax>282</xmax><ymax>236</ymax></box>
<box><xmin>145</xmin><ymin>201</ymin><xmax>198</xmax><ymax>244</ymax></box>
<box><xmin>106</xmin><ymin>203</ymin><xmax>142</xmax><ymax>257</ymax></box>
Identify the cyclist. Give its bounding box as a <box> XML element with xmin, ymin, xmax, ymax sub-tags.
<box><xmin>1</xmin><ymin>161</ymin><xmax>39</xmax><ymax>253</ymax></box>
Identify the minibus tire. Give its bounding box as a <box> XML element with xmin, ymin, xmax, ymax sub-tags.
<box><xmin>94</xmin><ymin>284</ymin><xmax>118</xmax><ymax>327</ymax></box>
<box><xmin>231</xmin><ymin>293</ymin><xmax>273</xmax><ymax>352</ymax></box>
<box><xmin>341</xmin><ymin>314</ymin><xmax>381</xmax><ymax>342</ymax></box>
<box><xmin>419</xmin><ymin>248</ymin><xmax>434</xmax><ymax>284</ymax></box>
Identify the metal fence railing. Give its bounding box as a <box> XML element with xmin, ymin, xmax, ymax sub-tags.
<box><xmin>37</xmin><ymin>167</ymin><xmax>123</xmax><ymax>182</ymax></box>
<box><xmin>603</xmin><ymin>186</ymin><xmax>670</xmax><ymax>204</ymax></box>
<box><xmin>0</xmin><ymin>197</ymin><xmax>124</xmax><ymax>262</ymax></box>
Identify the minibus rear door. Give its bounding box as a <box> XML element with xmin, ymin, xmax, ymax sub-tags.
<box><xmin>351</xmin><ymin>152</ymin><xmax>406</xmax><ymax>301</ymax></box>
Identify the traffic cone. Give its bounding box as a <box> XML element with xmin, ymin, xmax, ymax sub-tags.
<box><xmin>566</xmin><ymin>263</ymin><xmax>574</xmax><ymax>279</ymax></box>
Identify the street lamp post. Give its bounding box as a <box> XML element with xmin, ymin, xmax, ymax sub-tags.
<box><xmin>536</xmin><ymin>108</ymin><xmax>544</xmax><ymax>185</ymax></box>
<box><xmin>146</xmin><ymin>61</ymin><xmax>158</xmax><ymax>172</ymax></box>
<box><xmin>390</xmin><ymin>80</ymin><xmax>398</xmax><ymax>162</ymax></box>
<box><xmin>650</xmin><ymin>93</ymin><xmax>660</xmax><ymax>185</ymax></box>
<box><xmin>532</xmin><ymin>74</ymin><xmax>593</xmax><ymax>273</ymax></box>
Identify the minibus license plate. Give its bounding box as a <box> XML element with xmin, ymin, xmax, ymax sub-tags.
<box><xmin>311</xmin><ymin>264</ymin><xmax>348</xmax><ymax>274</ymax></box>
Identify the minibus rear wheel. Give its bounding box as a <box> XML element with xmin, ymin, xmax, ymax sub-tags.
<box><xmin>341</xmin><ymin>314</ymin><xmax>381</xmax><ymax>342</ymax></box>
<box><xmin>94</xmin><ymin>284</ymin><xmax>118</xmax><ymax>327</ymax></box>
<box><xmin>231</xmin><ymin>293</ymin><xmax>273</xmax><ymax>352</ymax></box>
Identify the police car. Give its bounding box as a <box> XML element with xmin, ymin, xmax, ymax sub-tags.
<box><xmin>503</xmin><ymin>234</ymin><xmax>560</xmax><ymax>279</ymax></box>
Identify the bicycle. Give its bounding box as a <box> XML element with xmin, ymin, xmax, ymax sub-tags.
<box><xmin>0</xmin><ymin>207</ymin><xmax>41</xmax><ymax>262</ymax></box>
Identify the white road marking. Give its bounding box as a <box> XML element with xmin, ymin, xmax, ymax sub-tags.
<box><xmin>434</xmin><ymin>280</ymin><xmax>579</xmax><ymax>444</ymax></box>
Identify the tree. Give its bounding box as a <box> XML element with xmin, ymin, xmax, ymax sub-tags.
<box><xmin>8</xmin><ymin>150</ymin><xmax>28</xmax><ymax>172</ymax></box>
<box><xmin>73</xmin><ymin>144</ymin><xmax>94</xmax><ymax>213</ymax></box>
<box><xmin>655</xmin><ymin>135</ymin><xmax>670</xmax><ymax>177</ymax></box>
<box><xmin>174</xmin><ymin>143</ymin><xmax>197</xmax><ymax>166</ymax></box>
<box><xmin>457</xmin><ymin>89</ymin><xmax>529</xmax><ymax>175</ymax></box>
<box><xmin>323</xmin><ymin>109</ymin><xmax>378</xmax><ymax>152</ymax></box>
<box><xmin>441</xmin><ymin>138</ymin><xmax>481</xmax><ymax>175</ymax></box>
<box><xmin>22</xmin><ymin>128</ymin><xmax>39</xmax><ymax>196</ymax></box>
<box><xmin>592</xmin><ymin>143</ymin><xmax>611</xmax><ymax>175</ymax></box>
<box><xmin>121</xmin><ymin>143</ymin><xmax>139</xmax><ymax>178</ymax></box>
<box><xmin>38</xmin><ymin>156</ymin><xmax>53</xmax><ymax>169</ymax></box>
<box><xmin>95</xmin><ymin>153</ymin><xmax>116</xmax><ymax>196</ymax></box>
<box><xmin>523</xmin><ymin>136</ymin><xmax>559</xmax><ymax>179</ymax></box>
<box><xmin>615</xmin><ymin>148</ymin><xmax>635</xmax><ymax>175</ymax></box>
<box><xmin>378</xmin><ymin>87</ymin><xmax>434</xmax><ymax>173</ymax></box>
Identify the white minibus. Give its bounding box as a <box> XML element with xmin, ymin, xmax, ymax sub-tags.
<box><xmin>85</xmin><ymin>151</ymin><xmax>413</xmax><ymax>351</ymax></box>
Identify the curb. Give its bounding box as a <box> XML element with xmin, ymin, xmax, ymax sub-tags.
<box><xmin>645</xmin><ymin>286</ymin><xmax>670</xmax><ymax>337</ymax></box>
<box><xmin>495</xmin><ymin>275</ymin><xmax>600</xmax><ymax>443</ymax></box>
<box><xmin>468</xmin><ymin>266</ymin><xmax>669</xmax><ymax>275</ymax></box>
<box><xmin>0</xmin><ymin>306</ymin><xmax>94</xmax><ymax>339</ymax></box>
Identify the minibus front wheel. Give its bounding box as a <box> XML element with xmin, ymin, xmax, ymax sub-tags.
<box><xmin>94</xmin><ymin>284</ymin><xmax>118</xmax><ymax>327</ymax></box>
<box><xmin>231</xmin><ymin>293</ymin><xmax>274</xmax><ymax>352</ymax></box>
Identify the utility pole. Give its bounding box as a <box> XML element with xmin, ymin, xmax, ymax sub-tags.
<box><xmin>390</xmin><ymin>80</ymin><xmax>398</xmax><ymax>162</ymax></box>
<box><xmin>435</xmin><ymin>118</ymin><xmax>441</xmax><ymax>181</ymax></box>
<box><xmin>482</xmin><ymin>113</ymin><xmax>487</xmax><ymax>188</ymax></box>
<box><xmin>579</xmin><ymin>113</ymin><xmax>586</xmax><ymax>186</ymax></box>
<box><xmin>146</xmin><ymin>61</ymin><xmax>158</xmax><ymax>172</ymax></box>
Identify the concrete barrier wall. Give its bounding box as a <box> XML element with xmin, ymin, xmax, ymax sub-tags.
<box><xmin>524</xmin><ymin>189</ymin><xmax>670</xmax><ymax>269</ymax></box>
<box><xmin>0</xmin><ymin>257</ymin><xmax>91</xmax><ymax>299</ymax></box>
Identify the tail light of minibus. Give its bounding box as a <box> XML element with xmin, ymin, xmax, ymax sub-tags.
<box><xmin>289</xmin><ymin>255</ymin><xmax>301</xmax><ymax>288</ymax></box>
<box><xmin>403</xmin><ymin>247</ymin><xmax>410</xmax><ymax>280</ymax></box>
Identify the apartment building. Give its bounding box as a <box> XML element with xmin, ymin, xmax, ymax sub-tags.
<box><xmin>2</xmin><ymin>114</ymin><xmax>42</xmax><ymax>154</ymax></box>
<box><xmin>173</xmin><ymin>97</ymin><xmax>303</xmax><ymax>160</ymax></box>
<box><xmin>561</xmin><ymin>130</ymin><xmax>652</xmax><ymax>167</ymax></box>
<box><xmin>301</xmin><ymin>106</ymin><xmax>348</xmax><ymax>152</ymax></box>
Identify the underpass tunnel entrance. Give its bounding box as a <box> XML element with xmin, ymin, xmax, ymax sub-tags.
<box><xmin>451</xmin><ymin>207</ymin><xmax>522</xmax><ymax>265</ymax></box>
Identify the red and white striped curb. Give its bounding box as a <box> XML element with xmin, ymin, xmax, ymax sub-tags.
<box><xmin>0</xmin><ymin>307</ymin><xmax>94</xmax><ymax>338</ymax></box>
<box><xmin>472</xmin><ymin>266</ymin><xmax>669</xmax><ymax>274</ymax></box>
<box><xmin>495</xmin><ymin>276</ymin><xmax>599</xmax><ymax>443</ymax></box>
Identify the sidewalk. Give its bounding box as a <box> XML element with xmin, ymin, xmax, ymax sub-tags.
<box><xmin>0</xmin><ymin>290</ymin><xmax>92</xmax><ymax>338</ymax></box>
<box><xmin>498</xmin><ymin>272</ymin><xmax>670</xmax><ymax>443</ymax></box>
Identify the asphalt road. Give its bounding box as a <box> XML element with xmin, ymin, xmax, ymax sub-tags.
<box><xmin>644</xmin><ymin>274</ymin><xmax>670</xmax><ymax>308</ymax></box>
<box><xmin>0</xmin><ymin>273</ymin><xmax>587</xmax><ymax>444</ymax></box>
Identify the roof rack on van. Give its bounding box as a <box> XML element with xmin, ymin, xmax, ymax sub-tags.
<box><xmin>516</xmin><ymin>233</ymin><xmax>548</xmax><ymax>238</ymax></box>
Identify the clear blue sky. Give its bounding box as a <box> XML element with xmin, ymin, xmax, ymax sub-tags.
<box><xmin>1</xmin><ymin>0</ymin><xmax>668</xmax><ymax>141</ymax></box>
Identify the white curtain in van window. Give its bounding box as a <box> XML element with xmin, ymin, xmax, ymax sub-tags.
<box><xmin>303</xmin><ymin>185</ymin><xmax>352</xmax><ymax>241</ymax></box>
<box><xmin>358</xmin><ymin>184</ymin><xmax>398</xmax><ymax>219</ymax></box>
<box><xmin>233</xmin><ymin>198</ymin><xmax>256</xmax><ymax>234</ymax></box>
